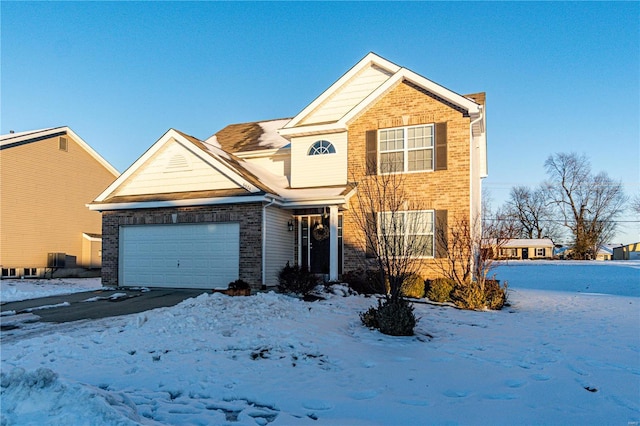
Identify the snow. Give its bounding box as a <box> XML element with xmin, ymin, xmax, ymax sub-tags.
<box><xmin>0</xmin><ymin>277</ymin><xmax>103</xmax><ymax>303</ymax></box>
<box><xmin>257</xmin><ymin>119</ymin><xmax>291</xmax><ymax>149</ymax></box>
<box><xmin>1</xmin><ymin>262</ymin><xmax>639</xmax><ymax>425</ymax></box>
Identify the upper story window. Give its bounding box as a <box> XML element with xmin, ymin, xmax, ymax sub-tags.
<box><xmin>308</xmin><ymin>140</ymin><xmax>336</xmax><ymax>156</ymax></box>
<box><xmin>379</xmin><ymin>124</ymin><xmax>433</xmax><ymax>173</ymax></box>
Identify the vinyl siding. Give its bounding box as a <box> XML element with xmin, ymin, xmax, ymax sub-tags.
<box><xmin>0</xmin><ymin>134</ymin><xmax>117</xmax><ymax>268</ymax></box>
<box><xmin>290</xmin><ymin>132</ymin><xmax>348</xmax><ymax>188</ymax></box>
<box><xmin>299</xmin><ymin>65</ymin><xmax>392</xmax><ymax>125</ymax></box>
<box><xmin>115</xmin><ymin>141</ymin><xmax>240</xmax><ymax>196</ymax></box>
<box><xmin>264</xmin><ymin>206</ymin><xmax>294</xmax><ymax>286</ymax></box>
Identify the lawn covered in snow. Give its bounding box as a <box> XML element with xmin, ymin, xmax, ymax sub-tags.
<box><xmin>1</xmin><ymin>261</ymin><xmax>639</xmax><ymax>425</ymax></box>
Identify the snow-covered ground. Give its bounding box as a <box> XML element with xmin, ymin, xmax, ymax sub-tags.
<box><xmin>1</xmin><ymin>261</ymin><xmax>638</xmax><ymax>425</ymax></box>
<box><xmin>0</xmin><ymin>277</ymin><xmax>103</xmax><ymax>303</ymax></box>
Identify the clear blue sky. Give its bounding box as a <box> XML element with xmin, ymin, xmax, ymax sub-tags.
<box><xmin>2</xmin><ymin>1</ymin><xmax>638</xmax><ymax>243</ymax></box>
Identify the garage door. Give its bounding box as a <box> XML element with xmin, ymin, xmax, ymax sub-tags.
<box><xmin>119</xmin><ymin>223</ymin><xmax>239</xmax><ymax>289</ymax></box>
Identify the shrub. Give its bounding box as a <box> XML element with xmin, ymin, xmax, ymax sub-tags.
<box><xmin>485</xmin><ymin>279</ymin><xmax>508</xmax><ymax>310</ymax></box>
<box><xmin>452</xmin><ymin>279</ymin><xmax>509</xmax><ymax>310</ymax></box>
<box><xmin>400</xmin><ymin>273</ymin><xmax>425</xmax><ymax>299</ymax></box>
<box><xmin>342</xmin><ymin>269</ymin><xmax>386</xmax><ymax>295</ymax></box>
<box><xmin>360</xmin><ymin>297</ymin><xmax>417</xmax><ymax>336</ymax></box>
<box><xmin>426</xmin><ymin>278</ymin><xmax>455</xmax><ymax>303</ymax></box>
<box><xmin>359</xmin><ymin>304</ymin><xmax>380</xmax><ymax>329</ymax></box>
<box><xmin>277</xmin><ymin>262</ymin><xmax>319</xmax><ymax>296</ymax></box>
<box><xmin>228</xmin><ymin>279</ymin><xmax>250</xmax><ymax>290</ymax></box>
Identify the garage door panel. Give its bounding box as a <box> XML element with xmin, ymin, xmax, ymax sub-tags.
<box><xmin>120</xmin><ymin>223</ymin><xmax>239</xmax><ymax>289</ymax></box>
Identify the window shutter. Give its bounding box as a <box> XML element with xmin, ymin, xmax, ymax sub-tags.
<box><xmin>365</xmin><ymin>130</ymin><xmax>377</xmax><ymax>175</ymax></box>
<box><xmin>435</xmin><ymin>209</ymin><xmax>448</xmax><ymax>258</ymax></box>
<box><xmin>365</xmin><ymin>212</ymin><xmax>377</xmax><ymax>258</ymax></box>
<box><xmin>435</xmin><ymin>122</ymin><xmax>447</xmax><ymax>171</ymax></box>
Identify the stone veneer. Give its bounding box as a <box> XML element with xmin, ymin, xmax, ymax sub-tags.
<box><xmin>101</xmin><ymin>203</ymin><xmax>263</xmax><ymax>289</ymax></box>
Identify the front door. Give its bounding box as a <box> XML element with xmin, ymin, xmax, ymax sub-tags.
<box><xmin>299</xmin><ymin>215</ymin><xmax>342</xmax><ymax>275</ymax></box>
<box><xmin>522</xmin><ymin>248</ymin><xmax>529</xmax><ymax>260</ymax></box>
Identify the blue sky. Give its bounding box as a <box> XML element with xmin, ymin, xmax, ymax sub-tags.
<box><xmin>2</xmin><ymin>1</ymin><xmax>638</xmax><ymax>243</ymax></box>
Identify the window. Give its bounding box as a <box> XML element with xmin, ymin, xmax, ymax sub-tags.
<box><xmin>59</xmin><ymin>136</ymin><xmax>68</xmax><ymax>152</ymax></box>
<box><xmin>500</xmin><ymin>248</ymin><xmax>518</xmax><ymax>258</ymax></box>
<box><xmin>379</xmin><ymin>124</ymin><xmax>433</xmax><ymax>173</ymax></box>
<box><xmin>535</xmin><ymin>248</ymin><xmax>546</xmax><ymax>257</ymax></box>
<box><xmin>1</xmin><ymin>268</ymin><xmax>17</xmax><ymax>278</ymax></box>
<box><xmin>378</xmin><ymin>210</ymin><xmax>434</xmax><ymax>257</ymax></box>
<box><xmin>23</xmin><ymin>268</ymin><xmax>37</xmax><ymax>277</ymax></box>
<box><xmin>308</xmin><ymin>140</ymin><xmax>336</xmax><ymax>155</ymax></box>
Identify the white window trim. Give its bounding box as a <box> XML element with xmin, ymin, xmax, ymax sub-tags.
<box><xmin>308</xmin><ymin>140</ymin><xmax>336</xmax><ymax>156</ymax></box>
<box><xmin>535</xmin><ymin>248</ymin><xmax>546</xmax><ymax>257</ymax></box>
<box><xmin>377</xmin><ymin>210</ymin><xmax>435</xmax><ymax>258</ymax></box>
<box><xmin>378</xmin><ymin>124</ymin><xmax>434</xmax><ymax>174</ymax></box>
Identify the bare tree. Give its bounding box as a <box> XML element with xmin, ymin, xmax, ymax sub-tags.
<box><xmin>544</xmin><ymin>153</ymin><xmax>627</xmax><ymax>259</ymax></box>
<box><xmin>432</xmin><ymin>212</ymin><xmax>515</xmax><ymax>310</ymax></box>
<box><xmin>631</xmin><ymin>193</ymin><xmax>640</xmax><ymax>215</ymax></box>
<box><xmin>505</xmin><ymin>185</ymin><xmax>562</xmax><ymax>241</ymax></box>
<box><xmin>351</xmin><ymin>169</ymin><xmax>432</xmax><ymax>301</ymax></box>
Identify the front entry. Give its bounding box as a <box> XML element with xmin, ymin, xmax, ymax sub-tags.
<box><xmin>299</xmin><ymin>214</ymin><xmax>342</xmax><ymax>275</ymax></box>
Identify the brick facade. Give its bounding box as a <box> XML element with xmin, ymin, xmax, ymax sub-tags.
<box><xmin>343</xmin><ymin>81</ymin><xmax>474</xmax><ymax>279</ymax></box>
<box><xmin>101</xmin><ymin>203</ymin><xmax>263</xmax><ymax>288</ymax></box>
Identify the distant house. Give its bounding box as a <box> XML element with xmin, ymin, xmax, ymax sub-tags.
<box><xmin>613</xmin><ymin>243</ymin><xmax>640</xmax><ymax>260</ymax></box>
<box><xmin>595</xmin><ymin>244</ymin><xmax>621</xmax><ymax>261</ymax></box>
<box><xmin>495</xmin><ymin>238</ymin><xmax>555</xmax><ymax>260</ymax></box>
<box><xmin>0</xmin><ymin>127</ymin><xmax>119</xmax><ymax>278</ymax></box>
<box><xmin>90</xmin><ymin>52</ymin><xmax>487</xmax><ymax>290</ymax></box>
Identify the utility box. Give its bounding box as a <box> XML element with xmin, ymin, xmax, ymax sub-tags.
<box><xmin>47</xmin><ymin>252</ymin><xmax>66</xmax><ymax>268</ymax></box>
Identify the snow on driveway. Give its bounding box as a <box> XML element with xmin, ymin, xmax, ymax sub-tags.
<box><xmin>1</xmin><ymin>261</ymin><xmax>638</xmax><ymax>425</ymax></box>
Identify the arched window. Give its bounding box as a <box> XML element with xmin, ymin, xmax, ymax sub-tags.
<box><xmin>308</xmin><ymin>140</ymin><xmax>336</xmax><ymax>155</ymax></box>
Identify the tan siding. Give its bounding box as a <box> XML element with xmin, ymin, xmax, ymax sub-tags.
<box><xmin>290</xmin><ymin>132</ymin><xmax>348</xmax><ymax>188</ymax></box>
<box><xmin>300</xmin><ymin>65</ymin><xmax>392</xmax><ymax>125</ymax></box>
<box><xmin>1</xmin><ymin>134</ymin><xmax>118</xmax><ymax>268</ymax></box>
<box><xmin>343</xmin><ymin>81</ymin><xmax>474</xmax><ymax>279</ymax></box>
<box><xmin>115</xmin><ymin>141</ymin><xmax>240</xmax><ymax>196</ymax></box>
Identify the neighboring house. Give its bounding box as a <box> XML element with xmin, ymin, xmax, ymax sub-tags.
<box><xmin>0</xmin><ymin>127</ymin><xmax>119</xmax><ymax>278</ymax></box>
<box><xmin>613</xmin><ymin>243</ymin><xmax>640</xmax><ymax>260</ymax></box>
<box><xmin>496</xmin><ymin>238</ymin><xmax>555</xmax><ymax>260</ymax></box>
<box><xmin>90</xmin><ymin>53</ymin><xmax>487</xmax><ymax>290</ymax></box>
<box><xmin>596</xmin><ymin>244</ymin><xmax>621</xmax><ymax>261</ymax></box>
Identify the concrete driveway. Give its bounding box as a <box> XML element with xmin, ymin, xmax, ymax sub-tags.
<box><xmin>0</xmin><ymin>287</ymin><xmax>210</xmax><ymax>325</ymax></box>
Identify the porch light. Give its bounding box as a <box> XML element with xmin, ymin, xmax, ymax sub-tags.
<box><xmin>287</xmin><ymin>220</ymin><xmax>294</xmax><ymax>232</ymax></box>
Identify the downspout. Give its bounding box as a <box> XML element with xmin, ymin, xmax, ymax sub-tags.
<box><xmin>262</xmin><ymin>197</ymin><xmax>277</xmax><ymax>288</ymax></box>
<box><xmin>469</xmin><ymin>108</ymin><xmax>484</xmax><ymax>279</ymax></box>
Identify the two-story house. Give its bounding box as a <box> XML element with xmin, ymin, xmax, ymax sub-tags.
<box><xmin>90</xmin><ymin>53</ymin><xmax>487</xmax><ymax>290</ymax></box>
<box><xmin>1</xmin><ymin>127</ymin><xmax>119</xmax><ymax>278</ymax></box>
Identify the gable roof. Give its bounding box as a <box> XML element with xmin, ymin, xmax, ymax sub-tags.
<box><xmin>207</xmin><ymin>118</ymin><xmax>291</xmax><ymax>154</ymax></box>
<box><xmin>0</xmin><ymin>126</ymin><xmax>119</xmax><ymax>176</ymax></box>
<box><xmin>279</xmin><ymin>52</ymin><xmax>484</xmax><ymax>138</ymax></box>
<box><xmin>90</xmin><ymin>128</ymin><xmax>355</xmax><ymax>210</ymax></box>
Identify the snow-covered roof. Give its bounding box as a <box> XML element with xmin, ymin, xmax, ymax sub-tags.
<box><xmin>0</xmin><ymin>126</ymin><xmax>119</xmax><ymax>177</ymax></box>
<box><xmin>502</xmin><ymin>238</ymin><xmax>555</xmax><ymax>248</ymax></box>
<box><xmin>208</xmin><ymin>118</ymin><xmax>291</xmax><ymax>154</ymax></box>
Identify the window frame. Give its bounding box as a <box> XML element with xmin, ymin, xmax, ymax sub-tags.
<box><xmin>378</xmin><ymin>124</ymin><xmax>434</xmax><ymax>174</ymax></box>
<box><xmin>535</xmin><ymin>248</ymin><xmax>546</xmax><ymax>257</ymax></box>
<box><xmin>377</xmin><ymin>210</ymin><xmax>435</xmax><ymax>258</ymax></box>
<box><xmin>308</xmin><ymin>140</ymin><xmax>336</xmax><ymax>156</ymax></box>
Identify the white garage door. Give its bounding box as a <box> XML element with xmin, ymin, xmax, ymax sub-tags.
<box><xmin>119</xmin><ymin>223</ymin><xmax>239</xmax><ymax>289</ymax></box>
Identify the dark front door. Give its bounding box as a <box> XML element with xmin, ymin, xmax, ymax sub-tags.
<box><xmin>309</xmin><ymin>216</ymin><xmax>330</xmax><ymax>274</ymax></box>
<box><xmin>522</xmin><ymin>248</ymin><xmax>529</xmax><ymax>260</ymax></box>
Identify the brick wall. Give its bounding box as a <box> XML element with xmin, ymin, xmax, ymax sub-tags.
<box><xmin>343</xmin><ymin>81</ymin><xmax>475</xmax><ymax>279</ymax></box>
<box><xmin>102</xmin><ymin>203</ymin><xmax>263</xmax><ymax>288</ymax></box>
